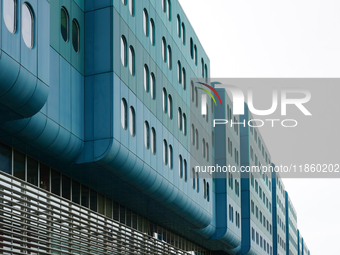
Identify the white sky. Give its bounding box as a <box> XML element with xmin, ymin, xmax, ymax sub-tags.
<box><xmin>179</xmin><ymin>0</ymin><xmax>340</xmax><ymax>254</ymax></box>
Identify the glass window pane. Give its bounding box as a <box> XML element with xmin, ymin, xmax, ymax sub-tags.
<box><xmin>90</xmin><ymin>189</ymin><xmax>97</xmax><ymax>211</ymax></box>
<box><xmin>178</xmin><ymin>108</ymin><xmax>182</xmax><ymax>130</ymax></box>
<box><xmin>184</xmin><ymin>159</ymin><xmax>187</xmax><ymax>182</ymax></box>
<box><xmin>167</xmin><ymin>46</ymin><xmax>172</xmax><ymax>69</ymax></box>
<box><xmin>144</xmin><ymin>65</ymin><xmax>149</xmax><ymax>92</ymax></box>
<box><xmin>182</xmin><ymin>68</ymin><xmax>186</xmax><ymax>90</ymax></box>
<box><xmin>144</xmin><ymin>121</ymin><xmax>150</xmax><ymax>149</ymax></box>
<box><xmin>128</xmin><ymin>0</ymin><xmax>134</xmax><ymax>16</ymax></box>
<box><xmin>177</xmin><ymin>15</ymin><xmax>181</xmax><ymax>37</ymax></box>
<box><xmin>98</xmin><ymin>193</ymin><xmax>105</xmax><ymax>214</ymax></box>
<box><xmin>121</xmin><ymin>36</ymin><xmax>127</xmax><ymax>66</ymax></box>
<box><xmin>177</xmin><ymin>61</ymin><xmax>181</xmax><ymax>83</ymax></box>
<box><xmin>151</xmin><ymin>128</ymin><xmax>156</xmax><ymax>155</ymax></box>
<box><xmin>27</xmin><ymin>157</ymin><xmax>38</xmax><ymax>186</ymax></box>
<box><xmin>72</xmin><ymin>19</ymin><xmax>80</xmax><ymax>53</ymax></box>
<box><xmin>150</xmin><ymin>19</ymin><xmax>155</xmax><ymax>45</ymax></box>
<box><xmin>179</xmin><ymin>155</ymin><xmax>182</xmax><ymax>178</ymax></box>
<box><xmin>121</xmin><ymin>98</ymin><xmax>127</xmax><ymax>130</ymax></box>
<box><xmin>0</xmin><ymin>142</ymin><xmax>12</xmax><ymax>174</ymax></box>
<box><xmin>150</xmin><ymin>72</ymin><xmax>155</xmax><ymax>99</ymax></box>
<box><xmin>182</xmin><ymin>23</ymin><xmax>185</xmax><ymax>44</ymax></box>
<box><xmin>163</xmin><ymin>140</ymin><xmax>167</xmax><ymax>165</ymax></box>
<box><xmin>60</xmin><ymin>7</ymin><xmax>68</xmax><ymax>42</ymax></box>
<box><xmin>81</xmin><ymin>185</ymin><xmax>89</xmax><ymax>208</ymax></box>
<box><xmin>106</xmin><ymin>198</ymin><xmax>112</xmax><ymax>218</ymax></box>
<box><xmin>120</xmin><ymin>205</ymin><xmax>126</xmax><ymax>224</ymax></box>
<box><xmin>162</xmin><ymin>88</ymin><xmax>167</xmax><ymax>113</ymax></box>
<box><xmin>22</xmin><ymin>3</ymin><xmax>34</xmax><ymax>49</ymax></box>
<box><xmin>62</xmin><ymin>175</ymin><xmax>71</xmax><ymax>200</ymax></box>
<box><xmin>129</xmin><ymin>106</ymin><xmax>135</xmax><ymax>137</ymax></box>
<box><xmin>162</xmin><ymin>37</ymin><xmax>166</xmax><ymax>62</ymax></box>
<box><xmin>13</xmin><ymin>150</ymin><xmax>25</xmax><ymax>180</ymax></box>
<box><xmin>129</xmin><ymin>46</ymin><xmax>135</xmax><ymax>75</ymax></box>
<box><xmin>167</xmin><ymin>0</ymin><xmax>171</xmax><ymax>20</ymax></box>
<box><xmin>168</xmin><ymin>95</ymin><xmax>172</xmax><ymax>119</ymax></box>
<box><xmin>168</xmin><ymin>145</ymin><xmax>173</xmax><ymax>169</ymax></box>
<box><xmin>143</xmin><ymin>9</ymin><xmax>148</xmax><ymax>36</ymax></box>
<box><xmin>182</xmin><ymin>114</ymin><xmax>186</xmax><ymax>136</ymax></box>
<box><xmin>51</xmin><ymin>169</ymin><xmax>61</xmax><ymax>196</ymax></box>
<box><xmin>40</xmin><ymin>163</ymin><xmax>50</xmax><ymax>191</ymax></box>
<box><xmin>3</xmin><ymin>0</ymin><xmax>16</xmax><ymax>33</ymax></box>
<box><xmin>72</xmin><ymin>180</ymin><xmax>80</xmax><ymax>204</ymax></box>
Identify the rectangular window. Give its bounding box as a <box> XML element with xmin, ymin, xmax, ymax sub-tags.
<box><xmin>40</xmin><ymin>163</ymin><xmax>50</xmax><ymax>191</ymax></box>
<box><xmin>0</xmin><ymin>143</ymin><xmax>12</xmax><ymax>174</ymax></box>
<box><xmin>81</xmin><ymin>185</ymin><xmax>89</xmax><ymax>208</ymax></box>
<box><xmin>62</xmin><ymin>175</ymin><xmax>71</xmax><ymax>200</ymax></box>
<box><xmin>98</xmin><ymin>193</ymin><xmax>105</xmax><ymax>214</ymax></box>
<box><xmin>13</xmin><ymin>150</ymin><xmax>25</xmax><ymax>180</ymax></box>
<box><xmin>27</xmin><ymin>156</ymin><xmax>38</xmax><ymax>186</ymax></box>
<box><xmin>51</xmin><ymin>169</ymin><xmax>61</xmax><ymax>196</ymax></box>
<box><xmin>72</xmin><ymin>180</ymin><xmax>80</xmax><ymax>204</ymax></box>
<box><xmin>90</xmin><ymin>189</ymin><xmax>97</xmax><ymax>211</ymax></box>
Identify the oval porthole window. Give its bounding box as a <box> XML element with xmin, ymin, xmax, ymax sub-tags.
<box><xmin>22</xmin><ymin>3</ymin><xmax>34</xmax><ymax>49</ymax></box>
<box><xmin>60</xmin><ymin>7</ymin><xmax>69</xmax><ymax>42</ymax></box>
<box><xmin>4</xmin><ymin>0</ymin><xmax>17</xmax><ymax>34</ymax></box>
<box><xmin>72</xmin><ymin>19</ymin><xmax>80</xmax><ymax>53</ymax></box>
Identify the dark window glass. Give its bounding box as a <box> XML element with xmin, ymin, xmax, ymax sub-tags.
<box><xmin>60</xmin><ymin>7</ymin><xmax>68</xmax><ymax>42</ymax></box>
<box><xmin>106</xmin><ymin>198</ymin><xmax>112</xmax><ymax>218</ymax></box>
<box><xmin>62</xmin><ymin>175</ymin><xmax>71</xmax><ymax>200</ymax></box>
<box><xmin>72</xmin><ymin>19</ymin><xmax>80</xmax><ymax>53</ymax></box>
<box><xmin>13</xmin><ymin>150</ymin><xmax>25</xmax><ymax>180</ymax></box>
<box><xmin>126</xmin><ymin>208</ymin><xmax>132</xmax><ymax>227</ymax></box>
<box><xmin>0</xmin><ymin>143</ymin><xmax>12</xmax><ymax>174</ymax></box>
<box><xmin>40</xmin><ymin>163</ymin><xmax>50</xmax><ymax>191</ymax></box>
<box><xmin>113</xmin><ymin>202</ymin><xmax>119</xmax><ymax>221</ymax></box>
<box><xmin>90</xmin><ymin>189</ymin><xmax>97</xmax><ymax>211</ymax></box>
<box><xmin>27</xmin><ymin>157</ymin><xmax>38</xmax><ymax>186</ymax></box>
<box><xmin>120</xmin><ymin>205</ymin><xmax>126</xmax><ymax>224</ymax></box>
<box><xmin>81</xmin><ymin>185</ymin><xmax>89</xmax><ymax>208</ymax></box>
<box><xmin>72</xmin><ymin>180</ymin><xmax>80</xmax><ymax>204</ymax></box>
<box><xmin>98</xmin><ymin>193</ymin><xmax>105</xmax><ymax>214</ymax></box>
<box><xmin>51</xmin><ymin>169</ymin><xmax>61</xmax><ymax>196</ymax></box>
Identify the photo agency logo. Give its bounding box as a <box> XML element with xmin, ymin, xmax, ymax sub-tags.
<box><xmin>197</xmin><ymin>81</ymin><xmax>312</xmax><ymax>128</ymax></box>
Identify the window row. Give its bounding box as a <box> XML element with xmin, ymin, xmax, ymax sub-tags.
<box><xmin>121</xmin><ymin>98</ymin><xmax>135</xmax><ymax>137</ymax></box>
<box><xmin>143</xmin><ymin>64</ymin><xmax>156</xmax><ymax>99</ymax></box>
<box><xmin>142</xmin><ymin>8</ymin><xmax>155</xmax><ymax>45</ymax></box>
<box><xmin>121</xmin><ymin>35</ymin><xmax>135</xmax><ymax>75</ymax></box>
<box><xmin>251</xmin><ymin>200</ymin><xmax>272</xmax><ymax>235</ymax></box>
<box><xmin>60</xmin><ymin>7</ymin><xmax>80</xmax><ymax>53</ymax></box>
<box><xmin>3</xmin><ymin>1</ymin><xmax>37</xmax><ymax>49</ymax></box>
<box><xmin>144</xmin><ymin>121</ymin><xmax>156</xmax><ymax>155</ymax></box>
<box><xmin>228</xmin><ymin>205</ymin><xmax>240</xmax><ymax>228</ymax></box>
<box><xmin>228</xmin><ymin>172</ymin><xmax>240</xmax><ymax>197</ymax></box>
<box><xmin>278</xmin><ymin>234</ymin><xmax>286</xmax><ymax>251</ymax></box>
<box><xmin>277</xmin><ymin>214</ymin><xmax>286</xmax><ymax>233</ymax></box>
<box><xmin>122</xmin><ymin>0</ymin><xmax>134</xmax><ymax>16</ymax></box>
<box><xmin>176</xmin><ymin>14</ymin><xmax>185</xmax><ymax>45</ymax></box>
<box><xmin>252</xmin><ymin>178</ymin><xmax>272</xmax><ymax>213</ymax></box>
<box><xmin>252</xmin><ymin>228</ymin><xmax>273</xmax><ymax>255</ymax></box>
<box><xmin>227</xmin><ymin>138</ymin><xmax>239</xmax><ymax>166</ymax></box>
<box><xmin>0</xmin><ymin>142</ymin><xmax>209</xmax><ymax>254</ymax></box>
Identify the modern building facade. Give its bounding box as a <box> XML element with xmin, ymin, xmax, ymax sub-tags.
<box><xmin>0</xmin><ymin>0</ymin><xmax>310</xmax><ymax>254</ymax></box>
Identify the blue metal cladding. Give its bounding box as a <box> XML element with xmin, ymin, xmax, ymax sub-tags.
<box><xmin>239</xmin><ymin>103</ymin><xmax>273</xmax><ymax>255</ymax></box>
<box><xmin>0</xmin><ymin>0</ymin><xmax>311</xmax><ymax>253</ymax></box>
<box><xmin>285</xmin><ymin>192</ymin><xmax>298</xmax><ymax>255</ymax></box>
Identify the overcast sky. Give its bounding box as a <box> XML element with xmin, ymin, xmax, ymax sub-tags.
<box><xmin>179</xmin><ymin>0</ymin><xmax>340</xmax><ymax>254</ymax></box>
